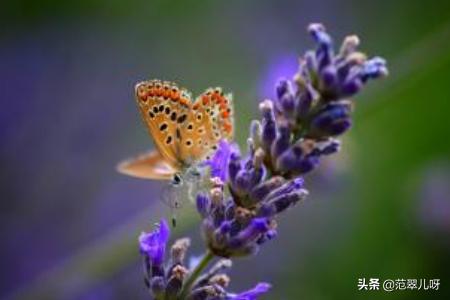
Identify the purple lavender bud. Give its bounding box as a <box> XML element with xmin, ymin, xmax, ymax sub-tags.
<box><xmin>234</xmin><ymin>170</ymin><xmax>252</xmax><ymax>195</ymax></box>
<box><xmin>228</xmin><ymin>152</ymin><xmax>242</xmax><ymax>187</ymax></box>
<box><xmin>275</xmin><ymin>142</ymin><xmax>306</xmax><ymax>171</ymax></box>
<box><xmin>283</xmin><ymin>176</ymin><xmax>305</xmax><ymax>192</ymax></box>
<box><xmin>280</xmin><ymin>93</ymin><xmax>296</xmax><ymax>118</ymax></box>
<box><xmin>310</xmin><ymin>102</ymin><xmax>352</xmax><ymax>137</ymax></box>
<box><xmin>249</xmin><ymin>176</ymin><xmax>286</xmax><ymax>204</ymax></box>
<box><xmin>295</xmin><ymin>155</ymin><xmax>320</xmax><ymax>174</ymax></box>
<box><xmin>295</xmin><ymin>84</ymin><xmax>317</xmax><ymax>118</ymax></box>
<box><xmin>271</xmin><ymin>123</ymin><xmax>291</xmax><ymax>159</ymax></box>
<box><xmin>275</xmin><ymin>78</ymin><xmax>290</xmax><ymax>99</ymax></box>
<box><xmin>341</xmin><ymin>76</ymin><xmax>363</xmax><ymax>96</ymax></box>
<box><xmin>264</xmin><ymin>177</ymin><xmax>305</xmax><ymax>201</ymax></box>
<box><xmin>276</xmin><ymin>145</ymin><xmax>320</xmax><ymax>174</ymax></box>
<box><xmin>336</xmin><ymin>52</ymin><xmax>365</xmax><ymax>82</ymax></box>
<box><xmin>196</xmin><ymin>193</ymin><xmax>210</xmax><ymax>218</ymax></box>
<box><xmin>227</xmin><ymin>282</ymin><xmax>272</xmax><ymax>300</ymax></box>
<box><xmin>361</xmin><ymin>56</ymin><xmax>388</xmax><ymax>82</ymax></box>
<box><xmin>320</xmin><ymin>65</ymin><xmax>338</xmax><ymax>89</ymax></box>
<box><xmin>308</xmin><ymin>23</ymin><xmax>334</xmax><ymax>70</ymax></box>
<box><xmin>203</xmin><ymin>140</ymin><xmax>240</xmax><ymax>182</ymax></box>
<box><xmin>256</xmin><ymin>229</ymin><xmax>278</xmax><ymax>245</ymax></box>
<box><xmin>308</xmin><ymin>23</ymin><xmax>331</xmax><ymax>46</ymax></box>
<box><xmin>266</xmin><ymin>229</ymin><xmax>278</xmax><ymax>240</ymax></box>
<box><xmin>259</xmin><ymin>100</ymin><xmax>277</xmax><ymax>150</ymax></box>
<box><xmin>139</xmin><ymin>219</ymin><xmax>170</xmax><ymax>268</ymax></box>
<box><xmin>229</xmin><ymin>218</ymin><xmax>270</xmax><ymax>249</ymax></box>
<box><xmin>228</xmin><ymin>218</ymin><xmax>245</xmax><ymax>237</ymax></box>
<box><xmin>149</xmin><ymin>276</ymin><xmax>165</xmax><ymax>297</ymax></box>
<box><xmin>262</xmin><ymin>189</ymin><xmax>308</xmax><ymax>216</ymax></box>
<box><xmin>261</xmin><ymin>119</ymin><xmax>277</xmax><ymax>150</ymax></box>
<box><xmin>224</xmin><ymin>200</ymin><xmax>235</xmax><ymax>220</ymax></box>
<box><xmin>329</xmin><ymin>119</ymin><xmax>352</xmax><ymax>136</ymax></box>
<box><xmin>165</xmin><ymin>265</ymin><xmax>187</xmax><ymax>298</ymax></box>
<box><xmin>276</xmin><ymin>147</ymin><xmax>297</xmax><ymax>173</ymax></box>
<box><xmin>218</xmin><ymin>220</ymin><xmax>232</xmax><ymax>234</ymax></box>
<box><xmin>211</xmin><ymin>204</ymin><xmax>226</xmax><ymax>228</ymax></box>
<box><xmin>214</xmin><ymin>221</ymin><xmax>232</xmax><ymax>246</ymax></box>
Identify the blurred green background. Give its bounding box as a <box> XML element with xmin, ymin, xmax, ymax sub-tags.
<box><xmin>1</xmin><ymin>0</ymin><xmax>450</xmax><ymax>299</ymax></box>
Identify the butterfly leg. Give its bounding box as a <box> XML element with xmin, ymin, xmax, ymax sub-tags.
<box><xmin>160</xmin><ymin>173</ymin><xmax>184</xmax><ymax>227</ymax></box>
<box><xmin>161</xmin><ymin>187</ymin><xmax>180</xmax><ymax>227</ymax></box>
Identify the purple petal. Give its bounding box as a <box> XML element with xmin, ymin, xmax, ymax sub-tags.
<box><xmin>228</xmin><ymin>282</ymin><xmax>272</xmax><ymax>300</ymax></box>
<box><xmin>229</xmin><ymin>218</ymin><xmax>270</xmax><ymax>249</ymax></box>
<box><xmin>204</xmin><ymin>140</ymin><xmax>240</xmax><ymax>182</ymax></box>
<box><xmin>139</xmin><ymin>219</ymin><xmax>170</xmax><ymax>266</ymax></box>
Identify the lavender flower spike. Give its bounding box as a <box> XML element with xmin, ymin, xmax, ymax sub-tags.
<box><xmin>139</xmin><ymin>218</ymin><xmax>271</xmax><ymax>300</ymax></box>
<box><xmin>135</xmin><ymin>23</ymin><xmax>388</xmax><ymax>300</ymax></box>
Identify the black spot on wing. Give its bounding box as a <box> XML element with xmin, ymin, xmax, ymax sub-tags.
<box><xmin>159</xmin><ymin>123</ymin><xmax>168</xmax><ymax>131</ymax></box>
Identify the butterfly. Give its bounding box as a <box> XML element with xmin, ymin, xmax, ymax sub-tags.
<box><xmin>117</xmin><ymin>79</ymin><xmax>234</xmax><ymax>186</ymax></box>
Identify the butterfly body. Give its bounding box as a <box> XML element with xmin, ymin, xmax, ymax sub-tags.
<box><xmin>118</xmin><ymin>79</ymin><xmax>234</xmax><ymax>181</ymax></box>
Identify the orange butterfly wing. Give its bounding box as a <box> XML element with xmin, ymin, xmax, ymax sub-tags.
<box><xmin>117</xmin><ymin>150</ymin><xmax>176</xmax><ymax>180</ymax></box>
<box><xmin>117</xmin><ymin>80</ymin><xmax>234</xmax><ymax>181</ymax></box>
<box><xmin>176</xmin><ymin>87</ymin><xmax>234</xmax><ymax>164</ymax></box>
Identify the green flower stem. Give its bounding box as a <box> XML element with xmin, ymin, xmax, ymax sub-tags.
<box><xmin>178</xmin><ymin>251</ymin><xmax>214</xmax><ymax>299</ymax></box>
